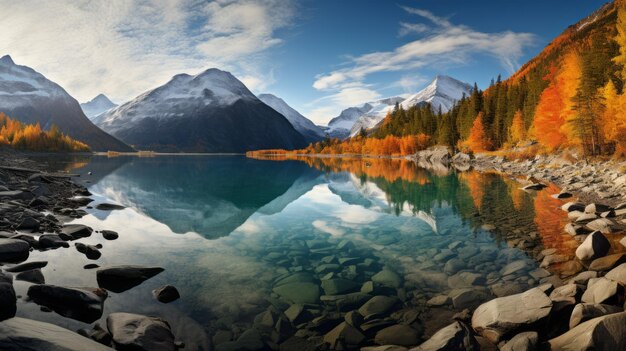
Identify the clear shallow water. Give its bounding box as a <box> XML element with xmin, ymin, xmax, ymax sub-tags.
<box><xmin>14</xmin><ymin>155</ymin><xmax>580</xmax><ymax>349</ymax></box>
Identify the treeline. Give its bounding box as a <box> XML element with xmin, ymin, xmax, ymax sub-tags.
<box><xmin>247</xmin><ymin>134</ymin><xmax>431</xmax><ymax>157</ymax></box>
<box><xmin>0</xmin><ymin>113</ymin><xmax>90</xmax><ymax>152</ymax></box>
<box><xmin>373</xmin><ymin>2</ymin><xmax>626</xmax><ymax>157</ymax></box>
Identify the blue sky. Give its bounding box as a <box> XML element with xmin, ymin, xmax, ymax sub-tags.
<box><xmin>0</xmin><ymin>0</ymin><xmax>609</xmax><ymax>125</ymax></box>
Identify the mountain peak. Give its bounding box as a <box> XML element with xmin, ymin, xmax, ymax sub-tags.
<box><xmin>0</xmin><ymin>55</ymin><xmax>15</xmax><ymax>65</ymax></box>
<box><xmin>80</xmin><ymin>93</ymin><xmax>118</xmax><ymax>119</ymax></box>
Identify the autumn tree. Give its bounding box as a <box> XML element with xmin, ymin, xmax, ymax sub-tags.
<box><xmin>509</xmin><ymin>110</ymin><xmax>526</xmax><ymax>145</ymax></box>
<box><xmin>463</xmin><ymin>112</ymin><xmax>492</xmax><ymax>153</ymax></box>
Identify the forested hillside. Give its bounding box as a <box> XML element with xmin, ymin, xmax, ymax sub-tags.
<box><xmin>0</xmin><ymin>113</ymin><xmax>90</xmax><ymax>152</ymax></box>
<box><xmin>349</xmin><ymin>1</ymin><xmax>626</xmax><ymax>157</ymax></box>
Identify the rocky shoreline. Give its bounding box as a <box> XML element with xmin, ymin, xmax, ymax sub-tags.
<box><xmin>0</xmin><ymin>151</ymin><xmax>180</xmax><ymax>350</ymax></box>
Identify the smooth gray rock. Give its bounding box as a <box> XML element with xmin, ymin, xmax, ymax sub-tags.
<box><xmin>0</xmin><ymin>317</ymin><xmax>114</xmax><ymax>350</ymax></box>
<box><xmin>60</xmin><ymin>224</ymin><xmax>93</xmax><ymax>240</ymax></box>
<box><xmin>38</xmin><ymin>234</ymin><xmax>69</xmax><ymax>249</ymax></box>
<box><xmin>549</xmin><ymin>312</ymin><xmax>626</xmax><ymax>350</ymax></box>
<box><xmin>0</xmin><ymin>238</ymin><xmax>30</xmax><ymax>262</ymax></box>
<box><xmin>107</xmin><ymin>312</ymin><xmax>175</xmax><ymax>351</ymax></box>
<box><xmin>152</xmin><ymin>285</ymin><xmax>180</xmax><ymax>303</ymax></box>
<box><xmin>412</xmin><ymin>321</ymin><xmax>478</xmax><ymax>351</ymax></box>
<box><xmin>374</xmin><ymin>324</ymin><xmax>420</xmax><ymax>346</ymax></box>
<box><xmin>0</xmin><ymin>272</ymin><xmax>16</xmax><ymax>321</ymax></box>
<box><xmin>569</xmin><ymin>303</ymin><xmax>623</xmax><ymax>329</ymax></box>
<box><xmin>15</xmin><ymin>268</ymin><xmax>45</xmax><ymax>284</ymax></box>
<box><xmin>5</xmin><ymin>260</ymin><xmax>47</xmax><ymax>272</ymax></box>
<box><xmin>471</xmin><ymin>288</ymin><xmax>552</xmax><ymax>343</ymax></box>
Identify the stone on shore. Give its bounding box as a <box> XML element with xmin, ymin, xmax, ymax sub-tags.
<box><xmin>549</xmin><ymin>312</ymin><xmax>626</xmax><ymax>350</ymax></box>
<box><xmin>589</xmin><ymin>254</ymin><xmax>626</xmax><ymax>272</ymax></box>
<box><xmin>61</xmin><ymin>224</ymin><xmax>93</xmax><ymax>240</ymax></box>
<box><xmin>581</xmin><ymin>277</ymin><xmax>624</xmax><ymax>304</ymax></box>
<box><xmin>96</xmin><ymin>265</ymin><xmax>164</xmax><ymax>293</ymax></box>
<box><xmin>471</xmin><ymin>288</ymin><xmax>552</xmax><ymax>343</ymax></box>
<box><xmin>575</xmin><ymin>231</ymin><xmax>610</xmax><ymax>261</ymax></box>
<box><xmin>605</xmin><ymin>263</ymin><xmax>626</xmax><ymax>285</ymax></box>
<box><xmin>15</xmin><ymin>268</ymin><xmax>45</xmax><ymax>284</ymax></box>
<box><xmin>0</xmin><ymin>238</ymin><xmax>30</xmax><ymax>262</ymax></box>
<box><xmin>0</xmin><ymin>272</ymin><xmax>16</xmax><ymax>321</ymax></box>
<box><xmin>569</xmin><ymin>303</ymin><xmax>623</xmax><ymax>329</ymax></box>
<box><xmin>412</xmin><ymin>321</ymin><xmax>478</xmax><ymax>351</ymax></box>
<box><xmin>500</xmin><ymin>331</ymin><xmax>538</xmax><ymax>351</ymax></box>
<box><xmin>0</xmin><ymin>317</ymin><xmax>114</xmax><ymax>350</ymax></box>
<box><xmin>585</xmin><ymin>218</ymin><xmax>614</xmax><ymax>234</ymax></box>
<box><xmin>38</xmin><ymin>234</ymin><xmax>70</xmax><ymax>249</ymax></box>
<box><xmin>27</xmin><ymin>285</ymin><xmax>107</xmax><ymax>323</ymax></box>
<box><xmin>96</xmin><ymin>203</ymin><xmax>125</xmax><ymax>211</ymax></box>
<box><xmin>5</xmin><ymin>260</ymin><xmax>47</xmax><ymax>272</ymax></box>
<box><xmin>562</xmin><ymin>202</ymin><xmax>585</xmax><ymax>212</ymax></box>
<box><xmin>107</xmin><ymin>312</ymin><xmax>175</xmax><ymax>351</ymax></box>
<box><xmin>101</xmin><ymin>230</ymin><xmax>118</xmax><ymax>240</ymax></box>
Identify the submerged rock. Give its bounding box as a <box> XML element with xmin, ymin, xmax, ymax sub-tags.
<box><xmin>27</xmin><ymin>285</ymin><xmax>107</xmax><ymax>323</ymax></box>
<box><xmin>374</xmin><ymin>324</ymin><xmax>420</xmax><ymax>346</ymax></box>
<box><xmin>96</xmin><ymin>265</ymin><xmax>164</xmax><ymax>293</ymax></box>
<box><xmin>273</xmin><ymin>282</ymin><xmax>320</xmax><ymax>304</ymax></box>
<box><xmin>323</xmin><ymin>321</ymin><xmax>365</xmax><ymax>349</ymax></box>
<box><xmin>0</xmin><ymin>317</ymin><xmax>114</xmax><ymax>350</ymax></box>
<box><xmin>471</xmin><ymin>288</ymin><xmax>552</xmax><ymax>343</ymax></box>
<box><xmin>358</xmin><ymin>296</ymin><xmax>399</xmax><ymax>319</ymax></box>
<box><xmin>107</xmin><ymin>312</ymin><xmax>175</xmax><ymax>351</ymax></box>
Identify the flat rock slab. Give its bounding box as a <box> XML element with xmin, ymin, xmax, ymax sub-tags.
<box><xmin>0</xmin><ymin>317</ymin><xmax>114</xmax><ymax>351</ymax></box>
<box><xmin>550</xmin><ymin>312</ymin><xmax>626</xmax><ymax>350</ymax></box>
<box><xmin>107</xmin><ymin>312</ymin><xmax>175</xmax><ymax>351</ymax></box>
<box><xmin>27</xmin><ymin>285</ymin><xmax>107</xmax><ymax>323</ymax></box>
<box><xmin>589</xmin><ymin>254</ymin><xmax>626</xmax><ymax>272</ymax></box>
<box><xmin>61</xmin><ymin>224</ymin><xmax>93</xmax><ymax>240</ymax></box>
<box><xmin>471</xmin><ymin>288</ymin><xmax>552</xmax><ymax>343</ymax></box>
<box><xmin>5</xmin><ymin>261</ymin><xmax>47</xmax><ymax>273</ymax></box>
<box><xmin>95</xmin><ymin>203</ymin><xmax>125</xmax><ymax>211</ymax></box>
<box><xmin>97</xmin><ymin>265</ymin><xmax>164</xmax><ymax>293</ymax></box>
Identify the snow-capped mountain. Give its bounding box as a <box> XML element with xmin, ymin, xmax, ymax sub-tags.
<box><xmin>324</xmin><ymin>97</ymin><xmax>404</xmax><ymax>140</ymax></box>
<box><xmin>348</xmin><ymin>75</ymin><xmax>472</xmax><ymax>137</ymax></box>
<box><xmin>80</xmin><ymin>94</ymin><xmax>118</xmax><ymax>119</ymax></box>
<box><xmin>258</xmin><ymin>93</ymin><xmax>324</xmax><ymax>143</ymax></box>
<box><xmin>0</xmin><ymin>55</ymin><xmax>131</xmax><ymax>151</ymax></box>
<box><xmin>94</xmin><ymin>68</ymin><xmax>307</xmax><ymax>152</ymax></box>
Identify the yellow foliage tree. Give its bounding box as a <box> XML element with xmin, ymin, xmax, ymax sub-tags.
<box><xmin>509</xmin><ymin>110</ymin><xmax>526</xmax><ymax>145</ymax></box>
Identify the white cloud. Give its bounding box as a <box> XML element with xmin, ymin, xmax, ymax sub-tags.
<box><xmin>0</xmin><ymin>0</ymin><xmax>293</xmax><ymax>102</ymax></box>
<box><xmin>307</xmin><ymin>7</ymin><xmax>535</xmax><ymax>124</ymax></box>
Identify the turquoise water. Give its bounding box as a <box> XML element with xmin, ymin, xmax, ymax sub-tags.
<box><xmin>14</xmin><ymin>155</ymin><xmax>574</xmax><ymax>350</ymax></box>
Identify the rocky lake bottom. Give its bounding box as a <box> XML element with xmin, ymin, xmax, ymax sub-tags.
<box><xmin>1</xmin><ymin>154</ymin><xmax>626</xmax><ymax>350</ymax></box>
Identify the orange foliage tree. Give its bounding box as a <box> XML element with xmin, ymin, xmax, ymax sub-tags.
<box><xmin>533</xmin><ymin>52</ymin><xmax>582</xmax><ymax>151</ymax></box>
<box><xmin>462</xmin><ymin>112</ymin><xmax>492</xmax><ymax>153</ymax></box>
<box><xmin>0</xmin><ymin>113</ymin><xmax>89</xmax><ymax>152</ymax></box>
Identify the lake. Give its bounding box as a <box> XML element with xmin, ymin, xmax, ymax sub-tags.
<box><xmin>15</xmin><ymin>154</ymin><xmax>577</xmax><ymax>350</ymax></box>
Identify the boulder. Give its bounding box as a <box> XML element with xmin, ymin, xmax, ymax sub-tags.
<box><xmin>95</xmin><ymin>203</ymin><xmax>125</xmax><ymax>211</ymax></box>
<box><xmin>96</xmin><ymin>265</ymin><xmax>164</xmax><ymax>293</ymax></box>
<box><xmin>152</xmin><ymin>285</ymin><xmax>180</xmax><ymax>303</ymax></box>
<box><xmin>471</xmin><ymin>288</ymin><xmax>552</xmax><ymax>343</ymax></box>
<box><xmin>358</xmin><ymin>296</ymin><xmax>399</xmax><ymax>319</ymax></box>
<box><xmin>374</xmin><ymin>324</ymin><xmax>420</xmax><ymax>346</ymax></box>
<box><xmin>562</xmin><ymin>202</ymin><xmax>585</xmax><ymax>212</ymax></box>
<box><xmin>273</xmin><ymin>282</ymin><xmax>320</xmax><ymax>304</ymax></box>
<box><xmin>589</xmin><ymin>254</ymin><xmax>626</xmax><ymax>272</ymax></box>
<box><xmin>101</xmin><ymin>230</ymin><xmax>119</xmax><ymax>240</ymax></box>
<box><xmin>581</xmin><ymin>277</ymin><xmax>624</xmax><ymax>305</ymax></box>
<box><xmin>15</xmin><ymin>268</ymin><xmax>45</xmax><ymax>284</ymax></box>
<box><xmin>450</xmin><ymin>288</ymin><xmax>491</xmax><ymax>310</ymax></box>
<box><xmin>412</xmin><ymin>321</ymin><xmax>478</xmax><ymax>351</ymax></box>
<box><xmin>38</xmin><ymin>234</ymin><xmax>70</xmax><ymax>249</ymax></box>
<box><xmin>323</xmin><ymin>321</ymin><xmax>365</xmax><ymax>349</ymax></box>
<box><xmin>61</xmin><ymin>224</ymin><xmax>93</xmax><ymax>240</ymax></box>
<box><xmin>371</xmin><ymin>269</ymin><xmax>403</xmax><ymax>288</ymax></box>
<box><xmin>564</xmin><ymin>223</ymin><xmax>590</xmax><ymax>236</ymax></box>
<box><xmin>321</xmin><ymin>278</ymin><xmax>360</xmax><ymax>295</ymax></box>
<box><xmin>27</xmin><ymin>285</ymin><xmax>107</xmax><ymax>323</ymax></box>
<box><xmin>500</xmin><ymin>331</ymin><xmax>538</xmax><ymax>351</ymax></box>
<box><xmin>549</xmin><ymin>312</ymin><xmax>626</xmax><ymax>350</ymax></box>
<box><xmin>568</xmin><ymin>271</ymin><xmax>597</xmax><ymax>285</ymax></box>
<box><xmin>107</xmin><ymin>312</ymin><xmax>175</xmax><ymax>351</ymax></box>
<box><xmin>549</xmin><ymin>284</ymin><xmax>582</xmax><ymax>311</ymax></box>
<box><xmin>0</xmin><ymin>238</ymin><xmax>30</xmax><ymax>262</ymax></box>
<box><xmin>569</xmin><ymin>303</ymin><xmax>623</xmax><ymax>329</ymax></box>
<box><xmin>585</xmin><ymin>203</ymin><xmax>611</xmax><ymax>214</ymax></box>
<box><xmin>605</xmin><ymin>263</ymin><xmax>626</xmax><ymax>285</ymax></box>
<box><xmin>0</xmin><ymin>272</ymin><xmax>16</xmax><ymax>321</ymax></box>
<box><xmin>585</xmin><ymin>218</ymin><xmax>614</xmax><ymax>234</ymax></box>
<box><xmin>75</xmin><ymin>243</ymin><xmax>101</xmax><ymax>260</ymax></box>
<box><xmin>0</xmin><ymin>317</ymin><xmax>114</xmax><ymax>350</ymax></box>
<box><xmin>16</xmin><ymin>216</ymin><xmax>39</xmax><ymax>231</ymax></box>
<box><xmin>575</xmin><ymin>231</ymin><xmax>610</xmax><ymax>261</ymax></box>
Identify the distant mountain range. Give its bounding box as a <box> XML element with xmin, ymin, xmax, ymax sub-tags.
<box><xmin>258</xmin><ymin>93</ymin><xmax>325</xmax><ymax>143</ymax></box>
<box><xmin>93</xmin><ymin>68</ymin><xmax>307</xmax><ymax>152</ymax></box>
<box><xmin>80</xmin><ymin>94</ymin><xmax>118</xmax><ymax>119</ymax></box>
<box><xmin>323</xmin><ymin>75</ymin><xmax>472</xmax><ymax>139</ymax></box>
<box><xmin>0</xmin><ymin>55</ymin><xmax>132</xmax><ymax>151</ymax></box>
